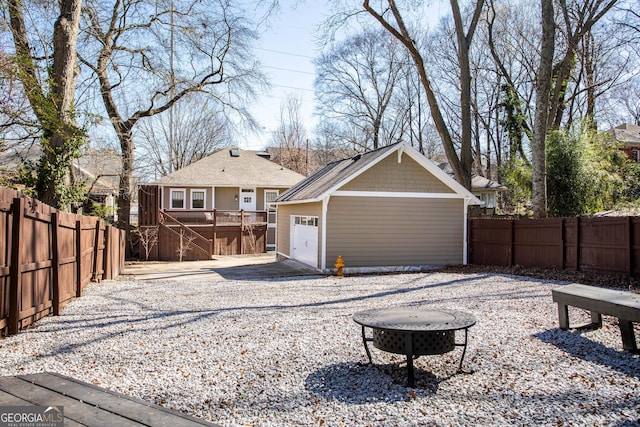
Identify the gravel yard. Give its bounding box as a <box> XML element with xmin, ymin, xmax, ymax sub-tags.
<box><xmin>1</xmin><ymin>270</ymin><xmax>638</xmax><ymax>426</ymax></box>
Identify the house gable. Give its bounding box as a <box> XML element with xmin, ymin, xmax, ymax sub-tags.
<box><xmin>276</xmin><ymin>142</ymin><xmax>480</xmax><ymax>204</ymax></box>
<box><xmin>339</xmin><ymin>152</ymin><xmax>452</xmax><ymax>193</ymax></box>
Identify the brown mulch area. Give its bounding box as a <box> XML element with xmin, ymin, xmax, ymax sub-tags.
<box><xmin>433</xmin><ymin>264</ymin><xmax>640</xmax><ymax>293</ymax></box>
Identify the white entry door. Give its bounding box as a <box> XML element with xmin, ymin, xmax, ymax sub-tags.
<box><xmin>239</xmin><ymin>188</ymin><xmax>256</xmax><ymax>211</ymax></box>
<box><xmin>291</xmin><ymin>216</ymin><xmax>318</xmax><ymax>267</ymax></box>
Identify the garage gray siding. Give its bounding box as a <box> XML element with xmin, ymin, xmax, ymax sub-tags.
<box><xmin>276</xmin><ymin>202</ymin><xmax>322</xmax><ymax>263</ymax></box>
<box><xmin>339</xmin><ymin>153</ymin><xmax>451</xmax><ymax>193</ymax></box>
<box><xmin>326</xmin><ymin>197</ymin><xmax>464</xmax><ymax>267</ymax></box>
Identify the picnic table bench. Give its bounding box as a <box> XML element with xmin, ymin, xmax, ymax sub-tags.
<box><xmin>551</xmin><ymin>284</ymin><xmax>640</xmax><ymax>352</ymax></box>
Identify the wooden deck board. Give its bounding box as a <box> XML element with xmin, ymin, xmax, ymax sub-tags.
<box><xmin>0</xmin><ymin>376</ymin><xmax>134</xmax><ymax>426</ymax></box>
<box><xmin>0</xmin><ymin>373</ymin><xmax>218</xmax><ymax>427</ymax></box>
<box><xmin>0</xmin><ymin>388</ymin><xmax>83</xmax><ymax>426</ymax></box>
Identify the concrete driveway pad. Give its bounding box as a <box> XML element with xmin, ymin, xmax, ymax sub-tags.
<box><xmin>121</xmin><ymin>254</ymin><xmax>322</xmax><ymax>281</ymax></box>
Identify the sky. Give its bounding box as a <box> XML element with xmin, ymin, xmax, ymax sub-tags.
<box><xmin>245</xmin><ymin>2</ymin><xmax>328</xmax><ymax>151</ymax></box>
<box><xmin>244</xmin><ymin>1</ymin><xmax>449</xmax><ymax>151</ymax></box>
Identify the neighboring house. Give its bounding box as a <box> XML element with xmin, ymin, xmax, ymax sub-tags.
<box><xmin>149</xmin><ymin>147</ymin><xmax>306</xmax><ymax>251</ymax></box>
<box><xmin>0</xmin><ymin>145</ymin><xmax>121</xmax><ymax>219</ymax></box>
<box><xmin>438</xmin><ymin>162</ymin><xmax>507</xmax><ymax>213</ymax></box>
<box><xmin>471</xmin><ymin>175</ymin><xmax>507</xmax><ymax>211</ymax></box>
<box><xmin>274</xmin><ymin>142</ymin><xmax>482</xmax><ymax>273</ymax></box>
<box><xmin>608</xmin><ymin>123</ymin><xmax>640</xmax><ymax>162</ymax></box>
<box><xmin>73</xmin><ymin>149</ymin><xmax>121</xmax><ymax>221</ymax></box>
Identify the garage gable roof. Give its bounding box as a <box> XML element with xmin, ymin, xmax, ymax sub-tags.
<box><xmin>276</xmin><ymin>142</ymin><xmax>481</xmax><ymax>204</ymax></box>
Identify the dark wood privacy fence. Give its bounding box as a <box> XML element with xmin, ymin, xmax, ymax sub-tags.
<box><xmin>469</xmin><ymin>217</ymin><xmax>640</xmax><ymax>276</ymax></box>
<box><xmin>0</xmin><ymin>187</ymin><xmax>125</xmax><ymax>337</ymax></box>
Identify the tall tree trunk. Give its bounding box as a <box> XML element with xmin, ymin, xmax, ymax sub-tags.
<box><xmin>8</xmin><ymin>0</ymin><xmax>84</xmax><ymax>209</ymax></box>
<box><xmin>363</xmin><ymin>0</ymin><xmax>484</xmax><ymax>191</ymax></box>
<box><xmin>450</xmin><ymin>0</ymin><xmax>482</xmax><ymax>189</ymax></box>
<box><xmin>584</xmin><ymin>32</ymin><xmax>597</xmax><ymax>130</ymax></box>
<box><xmin>532</xmin><ymin>0</ymin><xmax>555</xmax><ymax>219</ymax></box>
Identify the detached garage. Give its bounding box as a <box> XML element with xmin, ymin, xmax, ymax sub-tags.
<box><xmin>274</xmin><ymin>142</ymin><xmax>482</xmax><ymax>273</ymax></box>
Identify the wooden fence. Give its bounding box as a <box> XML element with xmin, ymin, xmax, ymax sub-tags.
<box><xmin>0</xmin><ymin>187</ymin><xmax>125</xmax><ymax>337</ymax></box>
<box><xmin>469</xmin><ymin>216</ymin><xmax>640</xmax><ymax>276</ymax></box>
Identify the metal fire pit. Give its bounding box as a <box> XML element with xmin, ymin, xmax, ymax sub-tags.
<box><xmin>353</xmin><ymin>307</ymin><xmax>476</xmax><ymax>387</ymax></box>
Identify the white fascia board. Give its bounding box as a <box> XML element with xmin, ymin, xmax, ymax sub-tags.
<box><xmin>274</xmin><ymin>198</ymin><xmax>324</xmax><ymax>206</ymax></box>
<box><xmin>332</xmin><ymin>191</ymin><xmax>468</xmax><ymax>199</ymax></box>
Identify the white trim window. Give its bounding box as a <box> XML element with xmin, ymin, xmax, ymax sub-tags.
<box><xmin>170</xmin><ymin>189</ymin><xmax>186</xmax><ymax>209</ymax></box>
<box><xmin>633</xmin><ymin>149</ymin><xmax>640</xmax><ymax>163</ymax></box>
<box><xmin>191</xmin><ymin>189</ymin><xmax>206</xmax><ymax>209</ymax></box>
<box><xmin>264</xmin><ymin>190</ymin><xmax>279</xmax><ymax>211</ymax></box>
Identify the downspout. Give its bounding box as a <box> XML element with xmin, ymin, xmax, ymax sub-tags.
<box><xmin>463</xmin><ymin>198</ymin><xmax>470</xmax><ymax>264</ymax></box>
<box><xmin>321</xmin><ymin>196</ymin><xmax>329</xmax><ymax>271</ymax></box>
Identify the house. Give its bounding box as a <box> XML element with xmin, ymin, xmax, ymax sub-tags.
<box><xmin>437</xmin><ymin>162</ymin><xmax>507</xmax><ymax>214</ymax></box>
<box><xmin>144</xmin><ymin>147</ymin><xmax>305</xmax><ymax>256</ymax></box>
<box><xmin>73</xmin><ymin>149</ymin><xmax>121</xmax><ymax>221</ymax></box>
<box><xmin>274</xmin><ymin>142</ymin><xmax>482</xmax><ymax>273</ymax></box>
<box><xmin>0</xmin><ymin>145</ymin><xmax>121</xmax><ymax>219</ymax></box>
<box><xmin>608</xmin><ymin>123</ymin><xmax>640</xmax><ymax>162</ymax></box>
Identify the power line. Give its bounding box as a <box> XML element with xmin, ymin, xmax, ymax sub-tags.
<box><xmin>256</xmin><ymin>47</ymin><xmax>315</xmax><ymax>60</ymax></box>
<box><xmin>264</xmin><ymin>65</ymin><xmax>315</xmax><ymax>75</ymax></box>
<box><xmin>270</xmin><ymin>83</ymin><xmax>315</xmax><ymax>92</ymax></box>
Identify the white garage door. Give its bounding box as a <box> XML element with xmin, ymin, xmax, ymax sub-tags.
<box><xmin>291</xmin><ymin>215</ymin><xmax>319</xmax><ymax>268</ymax></box>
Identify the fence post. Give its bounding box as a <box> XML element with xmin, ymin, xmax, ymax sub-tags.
<box><xmin>509</xmin><ymin>220</ymin><xmax>515</xmax><ymax>267</ymax></box>
<box><xmin>239</xmin><ymin>209</ymin><xmax>244</xmax><ymax>255</ymax></box>
<box><xmin>8</xmin><ymin>197</ymin><xmax>24</xmax><ymax>335</ymax></box>
<box><xmin>51</xmin><ymin>212</ymin><xmax>61</xmax><ymax>315</ymax></box>
<box><xmin>575</xmin><ymin>218</ymin><xmax>580</xmax><ymax>272</ymax></box>
<box><xmin>76</xmin><ymin>219</ymin><xmax>82</xmax><ymax>297</ymax></box>
<box><xmin>92</xmin><ymin>219</ymin><xmax>102</xmax><ymax>282</ymax></box>
<box><xmin>104</xmin><ymin>225</ymin><xmax>112</xmax><ymax>280</ymax></box>
<box><xmin>466</xmin><ymin>218</ymin><xmax>472</xmax><ymax>264</ymax></box>
<box><xmin>559</xmin><ymin>218</ymin><xmax>565</xmax><ymax>270</ymax></box>
<box><xmin>626</xmin><ymin>216</ymin><xmax>633</xmax><ymax>277</ymax></box>
<box><xmin>212</xmin><ymin>209</ymin><xmax>217</xmax><ymax>256</ymax></box>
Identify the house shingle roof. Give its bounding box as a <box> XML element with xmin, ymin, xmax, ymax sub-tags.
<box><xmin>276</xmin><ymin>143</ymin><xmax>397</xmax><ymax>202</ymax></box>
<box><xmin>609</xmin><ymin>123</ymin><xmax>640</xmax><ymax>147</ymax></box>
<box><xmin>438</xmin><ymin>162</ymin><xmax>507</xmax><ymax>192</ymax></box>
<box><xmin>152</xmin><ymin>147</ymin><xmax>306</xmax><ymax>188</ymax></box>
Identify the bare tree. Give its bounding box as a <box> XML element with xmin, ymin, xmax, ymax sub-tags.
<box><xmin>79</xmin><ymin>0</ymin><xmax>266</xmax><ymax>243</ymax></box>
<box><xmin>176</xmin><ymin>228</ymin><xmax>195</xmax><ymax>262</ymax></box>
<box><xmin>548</xmin><ymin>0</ymin><xmax>620</xmax><ymax>130</ymax></box>
<box><xmin>315</xmin><ymin>29</ymin><xmax>407</xmax><ymax>151</ymax></box>
<box><xmin>137</xmin><ymin>225</ymin><xmax>159</xmax><ymax>261</ymax></box>
<box><xmin>5</xmin><ymin>0</ymin><xmax>85</xmax><ymax>208</ymax></box>
<box><xmin>270</xmin><ymin>93</ymin><xmax>310</xmax><ymax>175</ymax></box>
<box><xmin>136</xmin><ymin>94</ymin><xmax>229</xmax><ymax>179</ymax></box>
<box><xmin>363</xmin><ymin>0</ymin><xmax>485</xmax><ymax>190</ymax></box>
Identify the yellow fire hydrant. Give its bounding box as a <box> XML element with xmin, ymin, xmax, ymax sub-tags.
<box><xmin>335</xmin><ymin>255</ymin><xmax>345</xmax><ymax>276</ymax></box>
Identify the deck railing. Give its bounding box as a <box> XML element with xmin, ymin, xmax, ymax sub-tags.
<box><xmin>149</xmin><ymin>209</ymin><xmax>268</xmax><ymax>260</ymax></box>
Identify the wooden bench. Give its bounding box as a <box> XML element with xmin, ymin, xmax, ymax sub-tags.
<box><xmin>552</xmin><ymin>284</ymin><xmax>640</xmax><ymax>352</ymax></box>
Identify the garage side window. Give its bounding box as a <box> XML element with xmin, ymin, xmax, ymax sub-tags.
<box><xmin>170</xmin><ymin>189</ymin><xmax>186</xmax><ymax>209</ymax></box>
